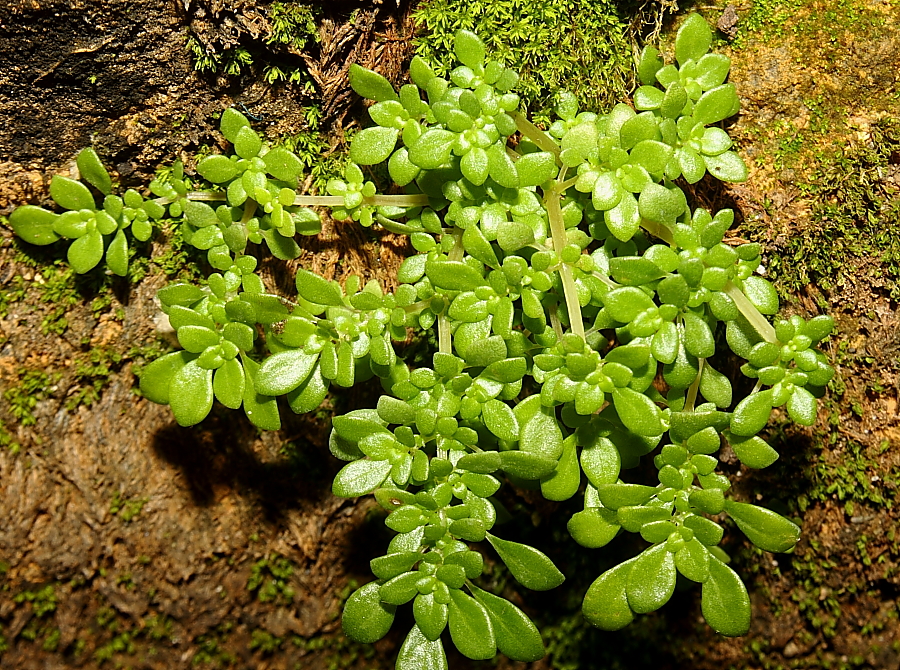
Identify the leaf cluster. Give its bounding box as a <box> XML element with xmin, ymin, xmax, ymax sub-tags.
<box><xmin>6</xmin><ymin>13</ymin><xmax>839</xmax><ymax>669</ymax></box>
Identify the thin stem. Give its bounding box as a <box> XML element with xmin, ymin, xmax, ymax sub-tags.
<box><xmin>685</xmin><ymin>358</ymin><xmax>705</xmax><ymax>412</ymax></box>
<box><xmin>240</xmin><ymin>200</ymin><xmax>257</xmax><ymax>224</ymax></box>
<box><xmin>292</xmin><ymin>194</ymin><xmax>430</xmax><ymax>207</ymax></box>
<box><xmin>512</xmin><ymin>112</ymin><xmax>561</xmax><ymax>157</ymax></box>
<box><xmin>548</xmin><ymin>304</ymin><xmax>564</xmax><ymax>340</ymax></box>
<box><xmin>544</xmin><ymin>183</ymin><xmax>585</xmax><ymax>339</ymax></box>
<box><xmin>724</xmin><ymin>281</ymin><xmax>778</xmax><ymax>344</ymax></box>
<box><xmin>437</xmin><ymin>228</ymin><xmax>465</xmax><ymax>355</ymax></box>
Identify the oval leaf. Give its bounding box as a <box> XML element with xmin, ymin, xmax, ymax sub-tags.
<box><xmin>343</xmin><ymin>581</ymin><xmax>396</xmax><ymax>643</ymax></box>
<box><xmin>486</xmin><ymin>533</ymin><xmax>565</xmax><ymax>591</ymax></box>
<box><xmin>701</xmin><ymin>557</ymin><xmax>751</xmax><ymax>636</ymax></box>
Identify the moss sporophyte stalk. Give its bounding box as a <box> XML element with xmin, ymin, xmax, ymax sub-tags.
<box><xmin>8</xmin><ymin>14</ymin><xmax>835</xmax><ymax>667</ymax></box>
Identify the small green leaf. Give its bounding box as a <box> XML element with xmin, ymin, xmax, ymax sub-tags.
<box><xmin>213</xmin><ymin>357</ymin><xmax>245</xmax><ymax>409</ymax></box>
<box><xmin>286</xmin><ymin>362</ymin><xmax>328</xmax><ymax>414</ymax></box>
<box><xmin>605</xmin><ymin>192</ymin><xmax>641</xmax><ymax>241</ymax></box>
<box><xmin>487</xmin><ymin>143</ymin><xmax>519</xmax><ymax>188</ymax></box>
<box><xmin>396</xmin><ymin>625</ymin><xmax>448</xmax><ymax>670</ymax></box>
<box><xmin>730</xmin><ymin>390</ymin><xmax>773</xmax><ymax>437</ymax></box>
<box><xmin>627</xmin><ymin>543</ymin><xmax>676</xmax><ymax>613</ymax></box>
<box><xmin>787</xmin><ymin>387</ymin><xmax>817</xmax><ymax>425</ymax></box>
<box><xmin>613</xmin><ymin>388</ymin><xmax>665</xmax><ymax>436</ymax></box>
<box><xmin>520</xmin><ymin>407</ymin><xmax>564</xmax><ymax>460</ymax></box>
<box><xmin>701</xmin><ymin>557</ymin><xmax>751</xmax><ymax>636</ymax></box>
<box><xmin>350</xmin><ymin>127</ymin><xmax>399</xmax><ymax>166</ymax></box>
<box><xmin>470</xmin><ymin>585</ymin><xmax>545</xmax><ymax>662</ymax></box>
<box><xmin>425</xmin><ymin>260</ymin><xmax>483</xmax><ymax>291</ymax></box>
<box><xmin>740</xmin><ymin>276</ymin><xmax>779</xmax><ymax>315</ymax></box>
<box><xmin>675</xmin><ymin>13</ymin><xmax>712</xmax><ymax>65</ymax></box>
<box><xmin>693</xmin><ymin>84</ymin><xmax>739</xmax><ymax>126</ymax></box>
<box><xmin>184</xmin><ymin>200</ymin><xmax>219</xmax><ymax>228</ymax></box>
<box><xmin>580</xmin><ymin>436</ymin><xmax>621</xmax><ymax>489</ymax></box>
<box><xmin>704</xmin><ymin>151</ymin><xmax>748</xmax><ymax>182</ymax></box>
<box><xmin>462</xmin><ymin>225</ymin><xmax>499</xmax><ymax>269</ymax></box>
<box><xmin>726</xmin><ymin>433</ymin><xmax>779</xmax><ymax>468</ymax></box>
<box><xmin>296</xmin><ymin>269</ymin><xmax>343</xmax><ymax>306</ymax></box>
<box><xmin>333</xmin><ymin>459</ymin><xmax>392</xmax><ymax>498</ymax></box>
<box><xmin>263</xmin><ymin>147</ymin><xmax>304</xmax><ymax>182</ymax></box>
<box><xmin>9</xmin><ymin>206</ymin><xmax>60</xmax><ymax>245</ymax></box>
<box><xmin>343</xmin><ymin>581</ymin><xmax>396</xmax><ymax>643</ymax></box>
<box><xmin>486</xmin><ymin>533</ymin><xmax>565</xmax><ymax>591</ymax></box>
<box><xmin>460</xmin><ymin>147</ymin><xmax>489</xmax><ymax>185</ymax></box>
<box><xmin>482</xmin><ymin>399</ymin><xmax>519</xmax><ymax>442</ymax></box>
<box><xmin>683</xmin><ymin>312</ymin><xmax>715</xmax><ymax>359</ymax></box>
<box><xmin>50</xmin><ymin>175</ymin><xmax>95</xmax><ymax>211</ymax></box>
<box><xmin>604</xmin><ymin>286</ymin><xmax>656</xmax><ymax>323</ymax></box>
<box><xmin>541</xmin><ymin>436</ymin><xmax>579</xmax><ymax>502</ymax></box>
<box><xmin>583</xmin><ymin>560</ymin><xmax>635</xmax><ymax>630</ymax></box>
<box><xmin>638</xmin><ymin>183</ymin><xmax>686</xmax><ymax>225</ymax></box>
<box><xmin>724</xmin><ymin>500</ymin><xmax>800</xmax><ymax>553</ymax></box>
<box><xmin>409</xmin><ymin>129</ymin><xmax>457</xmax><ymax>169</ymax></box>
<box><xmin>220</xmin><ymin>107</ymin><xmax>250</xmax><ymax>144</ymax></box>
<box><xmin>448</xmin><ymin>589</ymin><xmax>495</xmax><ymax>660</ymax></box>
<box><xmin>242</xmin><ymin>356</ymin><xmax>282</xmax><ymax>430</ymax></box>
<box><xmin>498</xmin><ymin>451</ymin><xmax>557</xmax><ymax>480</ymax></box>
<box><xmin>699</xmin><ymin>363</ymin><xmax>732</xmax><ymax>408</ymax></box>
<box><xmin>595</xmin><ymin>483</ymin><xmax>657</xmax><ymax>510</ymax></box>
<box><xmin>106</xmin><ymin>229</ymin><xmax>128</xmax><ymax>276</ymax></box>
<box><xmin>169</xmin><ymin>359</ymin><xmax>214</xmax><ymax>427</ymax></box>
<box><xmin>67</xmin><ymin>229</ymin><xmax>104</xmax><ymax>273</ymax></box>
<box><xmin>453</xmin><ymin>30</ymin><xmax>486</xmax><ymax>69</ymax></box>
<box><xmin>414</xmin><ymin>593</ymin><xmax>449</xmax><ymax>641</ymax></box>
<box><xmin>675</xmin><ymin>538</ymin><xmax>711</xmax><ymax>582</ymax></box>
<box><xmin>256</xmin><ymin>350</ymin><xmax>318</xmax><ymax>396</ymax></box>
<box><xmin>348</xmin><ymin>64</ymin><xmax>399</xmax><ymax>102</ymax></box>
<box><xmin>567</xmin><ymin>507</ymin><xmax>621</xmax><ymax>549</ymax></box>
<box><xmin>76</xmin><ymin>147</ymin><xmax>112</xmax><ymax>194</ymax></box>
<box><xmin>139</xmin><ymin>351</ymin><xmax>193</xmax><ymax>404</ymax></box>
<box><xmin>516</xmin><ymin>151</ymin><xmax>557</xmax><ymax>187</ymax></box>
<box><xmin>197</xmin><ymin>155</ymin><xmax>240</xmax><ymax>183</ymax></box>
<box><xmin>233</xmin><ymin>126</ymin><xmax>262</xmax><ymax>159</ymax></box>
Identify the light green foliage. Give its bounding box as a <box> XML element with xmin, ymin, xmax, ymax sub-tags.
<box><xmin>247</xmin><ymin>554</ymin><xmax>296</xmax><ymax>604</ymax></box>
<box><xmin>7</xmin><ymin>13</ymin><xmax>840</xmax><ymax>667</ymax></box>
<box><xmin>413</xmin><ymin>0</ymin><xmax>633</xmax><ymax>124</ymax></box>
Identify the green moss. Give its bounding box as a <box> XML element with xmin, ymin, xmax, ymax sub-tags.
<box><xmin>187</xmin><ymin>1</ymin><xmax>320</xmax><ymax>87</ymax></box>
<box><xmin>247</xmin><ymin>554</ymin><xmax>295</xmax><ymax>604</ymax></box>
<box><xmin>249</xmin><ymin>629</ymin><xmax>282</xmax><ymax>654</ymax></box>
<box><xmin>744</xmin><ymin>118</ymin><xmax>900</xmax><ymax>300</ymax></box>
<box><xmin>14</xmin><ymin>584</ymin><xmax>58</xmax><ymax>617</ymax></box>
<box><xmin>109</xmin><ymin>491</ymin><xmax>148</xmax><ymax>522</ymax></box>
<box><xmin>413</xmin><ymin>0</ymin><xmax>634</xmax><ymax>124</ymax></box>
<box><xmin>3</xmin><ymin>369</ymin><xmax>55</xmax><ymax>427</ymax></box>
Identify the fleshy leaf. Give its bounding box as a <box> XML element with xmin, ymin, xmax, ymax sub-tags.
<box><xmin>486</xmin><ymin>533</ymin><xmax>565</xmax><ymax>591</ymax></box>
<box><xmin>50</xmin><ymin>175</ymin><xmax>95</xmax><ymax>211</ymax></box>
<box><xmin>350</xmin><ymin>127</ymin><xmax>399</xmax><ymax>165</ymax></box>
<box><xmin>256</xmin><ymin>350</ymin><xmax>318</xmax><ymax>396</ymax></box>
<box><xmin>333</xmin><ymin>459</ymin><xmax>392</xmax><ymax>497</ymax></box>
<box><xmin>626</xmin><ymin>543</ymin><xmax>676</xmax><ymax>613</ymax></box>
<box><xmin>470</xmin><ymin>585</ymin><xmax>545</xmax><ymax>662</ymax></box>
<box><xmin>724</xmin><ymin>500</ymin><xmax>800</xmax><ymax>553</ymax></box>
<box><xmin>343</xmin><ymin>581</ymin><xmax>397</xmax><ymax>643</ymax></box>
<box><xmin>675</xmin><ymin>13</ymin><xmax>712</xmax><ymax>65</ymax></box>
<box><xmin>76</xmin><ymin>147</ymin><xmax>112</xmax><ymax>194</ymax></box>
<box><xmin>296</xmin><ymin>269</ymin><xmax>344</xmax><ymax>306</ymax></box>
<box><xmin>397</xmin><ymin>625</ymin><xmax>448</xmax><ymax>670</ymax></box>
<box><xmin>67</xmin><ymin>229</ymin><xmax>104</xmax><ymax>273</ymax></box>
<box><xmin>169</xmin><ymin>359</ymin><xmax>214</xmax><ymax>427</ymax></box>
<box><xmin>447</xmin><ymin>589</ymin><xmax>495</xmax><ymax>660</ymax></box>
<box><xmin>583</xmin><ymin>559</ymin><xmax>635</xmax><ymax>630</ymax></box>
<box><xmin>348</xmin><ymin>64</ymin><xmax>399</xmax><ymax>102</ymax></box>
<box><xmin>10</xmin><ymin>206</ymin><xmax>60</xmax><ymax>245</ymax></box>
<box><xmin>701</xmin><ymin>557</ymin><xmax>751</xmax><ymax>636</ymax></box>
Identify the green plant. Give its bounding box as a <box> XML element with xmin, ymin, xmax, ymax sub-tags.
<box><xmin>7</xmin><ymin>14</ymin><xmax>836</xmax><ymax>668</ymax></box>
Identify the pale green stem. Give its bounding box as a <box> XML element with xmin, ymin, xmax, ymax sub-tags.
<box><xmin>544</xmin><ymin>184</ymin><xmax>585</xmax><ymax>339</ymax></box>
<box><xmin>240</xmin><ymin>201</ymin><xmax>257</xmax><ymax>225</ymax></box>
<box><xmin>437</xmin><ymin>227</ymin><xmax>465</xmax><ymax>355</ymax></box>
<box><xmin>685</xmin><ymin>357</ymin><xmax>705</xmax><ymax>412</ymax></box>
<box><xmin>293</xmin><ymin>194</ymin><xmax>430</xmax><ymax>207</ymax></box>
<box><xmin>548</xmin><ymin>304</ymin><xmax>564</xmax><ymax>340</ymax></box>
<box><xmin>724</xmin><ymin>281</ymin><xmax>778</xmax><ymax>344</ymax></box>
<box><xmin>512</xmin><ymin>112</ymin><xmax>561</xmax><ymax>157</ymax></box>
